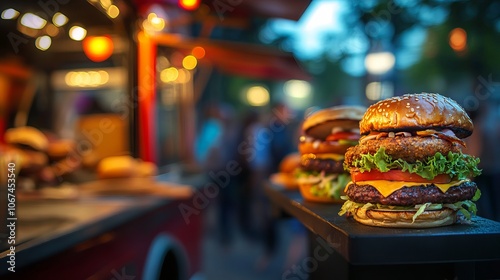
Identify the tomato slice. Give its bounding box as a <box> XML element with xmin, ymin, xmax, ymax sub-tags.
<box><xmin>351</xmin><ymin>170</ymin><xmax>452</xmax><ymax>184</ymax></box>
<box><xmin>326</xmin><ymin>131</ymin><xmax>360</xmax><ymax>141</ymax></box>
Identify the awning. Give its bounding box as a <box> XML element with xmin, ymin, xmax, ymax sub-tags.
<box><xmin>135</xmin><ymin>0</ymin><xmax>311</xmax><ymax>21</ymax></box>
<box><xmin>153</xmin><ymin>34</ymin><xmax>311</xmax><ymax>81</ymax></box>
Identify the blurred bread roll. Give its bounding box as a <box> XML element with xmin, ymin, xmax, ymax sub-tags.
<box><xmin>97</xmin><ymin>156</ymin><xmax>159</xmax><ymax>179</ymax></box>
<box><xmin>5</xmin><ymin>126</ymin><xmax>49</xmax><ymax>152</ymax></box>
<box><xmin>96</xmin><ymin>155</ymin><xmax>135</xmax><ymax>179</ymax></box>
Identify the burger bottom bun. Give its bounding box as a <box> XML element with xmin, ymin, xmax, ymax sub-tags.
<box><xmin>270</xmin><ymin>172</ymin><xmax>298</xmax><ymax>190</ymax></box>
<box><xmin>299</xmin><ymin>183</ymin><xmax>343</xmax><ymax>204</ymax></box>
<box><xmin>353</xmin><ymin>207</ymin><xmax>457</xmax><ymax>228</ymax></box>
<box><xmin>298</xmin><ymin>140</ymin><xmax>351</xmax><ymax>155</ymax></box>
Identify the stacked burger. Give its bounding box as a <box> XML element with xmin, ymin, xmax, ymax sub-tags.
<box><xmin>339</xmin><ymin>93</ymin><xmax>482</xmax><ymax>228</ymax></box>
<box><xmin>296</xmin><ymin>106</ymin><xmax>366</xmax><ymax>203</ymax></box>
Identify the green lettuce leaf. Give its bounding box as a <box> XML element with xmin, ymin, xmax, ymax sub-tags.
<box><xmin>309</xmin><ymin>173</ymin><xmax>350</xmax><ymax>200</ymax></box>
<box><xmin>347</xmin><ymin>147</ymin><xmax>481</xmax><ymax>180</ymax></box>
<box><xmin>294</xmin><ymin>169</ymin><xmax>320</xmax><ymax>178</ymax></box>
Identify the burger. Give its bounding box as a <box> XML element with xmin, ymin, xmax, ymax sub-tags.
<box><xmin>5</xmin><ymin>126</ymin><xmax>49</xmax><ymax>152</ymax></box>
<box><xmin>296</xmin><ymin>106</ymin><xmax>366</xmax><ymax>203</ymax></box>
<box><xmin>339</xmin><ymin>93</ymin><xmax>482</xmax><ymax>228</ymax></box>
<box><xmin>270</xmin><ymin>153</ymin><xmax>301</xmax><ymax>190</ymax></box>
<box><xmin>4</xmin><ymin>126</ymin><xmax>49</xmax><ymax>174</ymax></box>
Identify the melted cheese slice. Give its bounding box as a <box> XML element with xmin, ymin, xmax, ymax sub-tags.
<box><xmin>302</xmin><ymin>153</ymin><xmax>345</xmax><ymax>161</ymax></box>
<box><xmin>345</xmin><ymin>179</ymin><xmax>470</xmax><ymax>198</ymax></box>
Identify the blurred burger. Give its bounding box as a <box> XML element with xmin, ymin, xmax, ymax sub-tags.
<box><xmin>4</xmin><ymin>126</ymin><xmax>49</xmax><ymax>174</ymax></box>
<box><xmin>297</xmin><ymin>106</ymin><xmax>366</xmax><ymax>203</ymax></box>
<box><xmin>339</xmin><ymin>93</ymin><xmax>482</xmax><ymax>228</ymax></box>
<box><xmin>270</xmin><ymin>153</ymin><xmax>301</xmax><ymax>190</ymax></box>
<box><xmin>47</xmin><ymin>139</ymin><xmax>76</xmax><ymax>161</ymax></box>
<box><xmin>5</xmin><ymin>126</ymin><xmax>49</xmax><ymax>152</ymax></box>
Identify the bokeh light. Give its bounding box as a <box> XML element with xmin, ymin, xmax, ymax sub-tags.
<box><xmin>35</xmin><ymin>36</ymin><xmax>51</xmax><ymax>51</ymax></box>
<box><xmin>192</xmin><ymin>46</ymin><xmax>206</xmax><ymax>59</ymax></box>
<box><xmin>284</xmin><ymin>80</ymin><xmax>311</xmax><ymax>99</ymax></box>
<box><xmin>52</xmin><ymin>12</ymin><xmax>68</xmax><ymax>27</ymax></box>
<box><xmin>20</xmin><ymin>13</ymin><xmax>47</xmax><ymax>29</ymax></box>
<box><xmin>182</xmin><ymin>55</ymin><xmax>197</xmax><ymax>70</ymax></box>
<box><xmin>365</xmin><ymin>52</ymin><xmax>395</xmax><ymax>75</ymax></box>
<box><xmin>107</xmin><ymin>5</ymin><xmax>120</xmax><ymax>18</ymax></box>
<box><xmin>142</xmin><ymin>13</ymin><xmax>166</xmax><ymax>33</ymax></box>
<box><xmin>178</xmin><ymin>0</ymin><xmax>200</xmax><ymax>11</ymax></box>
<box><xmin>160</xmin><ymin>67</ymin><xmax>179</xmax><ymax>83</ymax></box>
<box><xmin>65</xmin><ymin>70</ymin><xmax>110</xmax><ymax>87</ymax></box>
<box><xmin>69</xmin><ymin>26</ymin><xmax>87</xmax><ymax>41</ymax></box>
<box><xmin>83</xmin><ymin>35</ymin><xmax>114</xmax><ymax>62</ymax></box>
<box><xmin>1</xmin><ymin>9</ymin><xmax>19</xmax><ymax>20</ymax></box>
<box><xmin>245</xmin><ymin>86</ymin><xmax>270</xmax><ymax>106</ymax></box>
<box><xmin>449</xmin><ymin>28</ymin><xmax>467</xmax><ymax>52</ymax></box>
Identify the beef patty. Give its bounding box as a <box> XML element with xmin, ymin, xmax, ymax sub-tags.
<box><xmin>345</xmin><ymin>180</ymin><xmax>477</xmax><ymax>206</ymax></box>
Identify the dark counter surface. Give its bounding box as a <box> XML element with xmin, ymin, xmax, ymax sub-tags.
<box><xmin>0</xmin><ymin>173</ymin><xmax>206</xmax><ymax>272</ymax></box>
<box><xmin>0</xmin><ymin>196</ymin><xmax>166</xmax><ymax>271</ymax></box>
<box><xmin>265</xmin><ymin>183</ymin><xmax>500</xmax><ymax>266</ymax></box>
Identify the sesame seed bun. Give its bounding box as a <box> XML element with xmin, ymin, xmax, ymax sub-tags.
<box><xmin>360</xmin><ymin>93</ymin><xmax>473</xmax><ymax>138</ymax></box>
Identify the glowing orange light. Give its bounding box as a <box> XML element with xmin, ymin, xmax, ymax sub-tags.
<box><xmin>191</xmin><ymin>46</ymin><xmax>205</xmax><ymax>59</ymax></box>
<box><xmin>449</xmin><ymin>28</ymin><xmax>467</xmax><ymax>52</ymax></box>
<box><xmin>178</xmin><ymin>0</ymin><xmax>200</xmax><ymax>11</ymax></box>
<box><xmin>83</xmin><ymin>35</ymin><xmax>114</xmax><ymax>62</ymax></box>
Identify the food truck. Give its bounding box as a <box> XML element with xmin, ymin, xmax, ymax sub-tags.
<box><xmin>0</xmin><ymin>0</ymin><xmax>205</xmax><ymax>278</ymax></box>
<box><xmin>1</xmin><ymin>0</ymin><xmax>500</xmax><ymax>279</ymax></box>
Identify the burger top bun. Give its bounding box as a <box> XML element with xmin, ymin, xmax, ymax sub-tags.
<box><xmin>303</xmin><ymin>106</ymin><xmax>367</xmax><ymax>140</ymax></box>
<box><xmin>5</xmin><ymin>126</ymin><xmax>49</xmax><ymax>152</ymax></box>
<box><xmin>360</xmin><ymin>93</ymin><xmax>473</xmax><ymax>138</ymax></box>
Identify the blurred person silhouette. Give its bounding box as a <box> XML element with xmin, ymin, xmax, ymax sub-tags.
<box><xmin>194</xmin><ymin>102</ymin><xmax>238</xmax><ymax>246</ymax></box>
<box><xmin>262</xmin><ymin>103</ymin><xmax>298</xmax><ymax>268</ymax></box>
<box><xmin>237</xmin><ymin>102</ymin><xmax>298</xmax><ymax>269</ymax></box>
<box><xmin>234</xmin><ymin>109</ymin><xmax>262</xmax><ymax>240</ymax></box>
<box><xmin>470</xmin><ymin>102</ymin><xmax>500</xmax><ymax>221</ymax></box>
<box><xmin>268</xmin><ymin>103</ymin><xmax>298</xmax><ymax>173</ymax></box>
